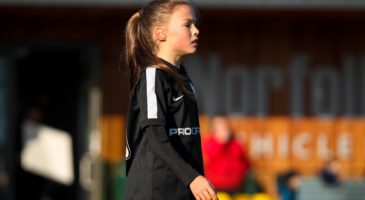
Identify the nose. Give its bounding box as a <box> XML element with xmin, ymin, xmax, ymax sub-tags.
<box><xmin>192</xmin><ymin>23</ymin><xmax>199</xmax><ymax>36</ymax></box>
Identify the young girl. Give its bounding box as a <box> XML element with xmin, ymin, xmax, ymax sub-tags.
<box><xmin>123</xmin><ymin>0</ymin><xmax>217</xmax><ymax>200</ymax></box>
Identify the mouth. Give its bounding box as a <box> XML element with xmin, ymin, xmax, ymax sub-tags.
<box><xmin>191</xmin><ymin>39</ymin><xmax>199</xmax><ymax>45</ymax></box>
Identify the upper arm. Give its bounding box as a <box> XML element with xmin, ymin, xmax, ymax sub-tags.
<box><xmin>137</xmin><ymin>68</ymin><xmax>169</xmax><ymax>129</ymax></box>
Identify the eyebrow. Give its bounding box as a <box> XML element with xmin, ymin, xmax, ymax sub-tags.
<box><xmin>183</xmin><ymin>18</ymin><xmax>197</xmax><ymax>23</ymax></box>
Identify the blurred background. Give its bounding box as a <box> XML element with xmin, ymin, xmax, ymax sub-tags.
<box><xmin>1</xmin><ymin>0</ymin><xmax>365</xmax><ymax>200</ymax></box>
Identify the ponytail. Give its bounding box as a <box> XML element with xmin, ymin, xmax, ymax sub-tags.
<box><xmin>124</xmin><ymin>0</ymin><xmax>195</xmax><ymax>96</ymax></box>
<box><xmin>125</xmin><ymin>11</ymin><xmax>142</xmax><ymax>91</ymax></box>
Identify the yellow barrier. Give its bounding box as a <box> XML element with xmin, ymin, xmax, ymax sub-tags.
<box><xmin>233</xmin><ymin>193</ymin><xmax>250</xmax><ymax>200</ymax></box>
<box><xmin>217</xmin><ymin>192</ymin><xmax>272</xmax><ymax>200</ymax></box>
<box><xmin>251</xmin><ymin>193</ymin><xmax>272</xmax><ymax>200</ymax></box>
<box><xmin>217</xmin><ymin>192</ymin><xmax>232</xmax><ymax>200</ymax></box>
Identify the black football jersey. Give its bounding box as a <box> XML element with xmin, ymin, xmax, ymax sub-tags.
<box><xmin>124</xmin><ymin>59</ymin><xmax>204</xmax><ymax>200</ymax></box>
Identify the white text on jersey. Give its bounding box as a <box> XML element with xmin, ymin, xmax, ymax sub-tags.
<box><xmin>169</xmin><ymin>127</ymin><xmax>200</xmax><ymax>136</ymax></box>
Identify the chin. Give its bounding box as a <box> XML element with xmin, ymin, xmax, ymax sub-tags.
<box><xmin>181</xmin><ymin>51</ymin><xmax>196</xmax><ymax>57</ymax></box>
<box><xmin>188</xmin><ymin>48</ymin><xmax>198</xmax><ymax>54</ymax></box>
<box><xmin>179</xmin><ymin>47</ymin><xmax>198</xmax><ymax>56</ymax></box>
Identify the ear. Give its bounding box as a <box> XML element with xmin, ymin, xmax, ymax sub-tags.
<box><xmin>153</xmin><ymin>26</ymin><xmax>167</xmax><ymax>42</ymax></box>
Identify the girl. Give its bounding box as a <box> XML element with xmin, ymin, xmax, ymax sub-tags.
<box><xmin>123</xmin><ymin>0</ymin><xmax>218</xmax><ymax>200</ymax></box>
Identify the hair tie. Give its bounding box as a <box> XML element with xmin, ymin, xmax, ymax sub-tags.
<box><xmin>138</xmin><ymin>8</ymin><xmax>144</xmax><ymax>17</ymax></box>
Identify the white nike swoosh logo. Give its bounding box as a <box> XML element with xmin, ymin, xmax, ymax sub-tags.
<box><xmin>173</xmin><ymin>95</ymin><xmax>184</xmax><ymax>101</ymax></box>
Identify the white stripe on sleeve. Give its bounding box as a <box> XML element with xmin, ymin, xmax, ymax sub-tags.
<box><xmin>146</xmin><ymin>67</ymin><xmax>158</xmax><ymax>119</ymax></box>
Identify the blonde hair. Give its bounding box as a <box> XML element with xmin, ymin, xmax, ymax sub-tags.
<box><xmin>124</xmin><ymin>0</ymin><xmax>197</xmax><ymax>96</ymax></box>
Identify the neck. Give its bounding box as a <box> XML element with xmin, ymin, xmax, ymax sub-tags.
<box><xmin>157</xmin><ymin>48</ymin><xmax>181</xmax><ymax>68</ymax></box>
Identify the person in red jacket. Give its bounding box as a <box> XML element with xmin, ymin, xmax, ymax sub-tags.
<box><xmin>202</xmin><ymin>115</ymin><xmax>250</xmax><ymax>193</ymax></box>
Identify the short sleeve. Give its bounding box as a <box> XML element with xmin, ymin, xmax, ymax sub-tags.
<box><xmin>138</xmin><ymin>67</ymin><xmax>168</xmax><ymax>129</ymax></box>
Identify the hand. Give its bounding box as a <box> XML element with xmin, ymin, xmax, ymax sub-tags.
<box><xmin>189</xmin><ymin>175</ymin><xmax>218</xmax><ymax>200</ymax></box>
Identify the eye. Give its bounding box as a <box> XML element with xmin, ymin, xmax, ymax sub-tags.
<box><xmin>184</xmin><ymin>22</ymin><xmax>191</xmax><ymax>28</ymax></box>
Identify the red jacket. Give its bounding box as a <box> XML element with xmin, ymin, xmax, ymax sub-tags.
<box><xmin>203</xmin><ymin>135</ymin><xmax>250</xmax><ymax>191</ymax></box>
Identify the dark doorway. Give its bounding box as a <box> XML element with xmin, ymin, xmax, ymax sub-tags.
<box><xmin>14</xmin><ymin>47</ymin><xmax>85</xmax><ymax>200</ymax></box>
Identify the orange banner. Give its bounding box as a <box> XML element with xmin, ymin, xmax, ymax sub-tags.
<box><xmin>200</xmin><ymin>116</ymin><xmax>365</xmax><ymax>178</ymax></box>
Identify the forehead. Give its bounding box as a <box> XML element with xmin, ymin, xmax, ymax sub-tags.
<box><xmin>170</xmin><ymin>4</ymin><xmax>195</xmax><ymax>21</ymax></box>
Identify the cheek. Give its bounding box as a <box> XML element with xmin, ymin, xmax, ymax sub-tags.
<box><xmin>170</xmin><ymin>28</ymin><xmax>189</xmax><ymax>43</ymax></box>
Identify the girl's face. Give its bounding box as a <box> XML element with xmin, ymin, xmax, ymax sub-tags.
<box><xmin>164</xmin><ymin>4</ymin><xmax>199</xmax><ymax>57</ymax></box>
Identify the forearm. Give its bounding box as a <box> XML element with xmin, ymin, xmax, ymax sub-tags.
<box><xmin>145</xmin><ymin>125</ymin><xmax>200</xmax><ymax>187</ymax></box>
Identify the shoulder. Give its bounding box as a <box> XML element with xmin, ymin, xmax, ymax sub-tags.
<box><xmin>139</xmin><ymin>67</ymin><xmax>170</xmax><ymax>82</ymax></box>
<box><xmin>134</xmin><ymin>67</ymin><xmax>171</xmax><ymax>93</ymax></box>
